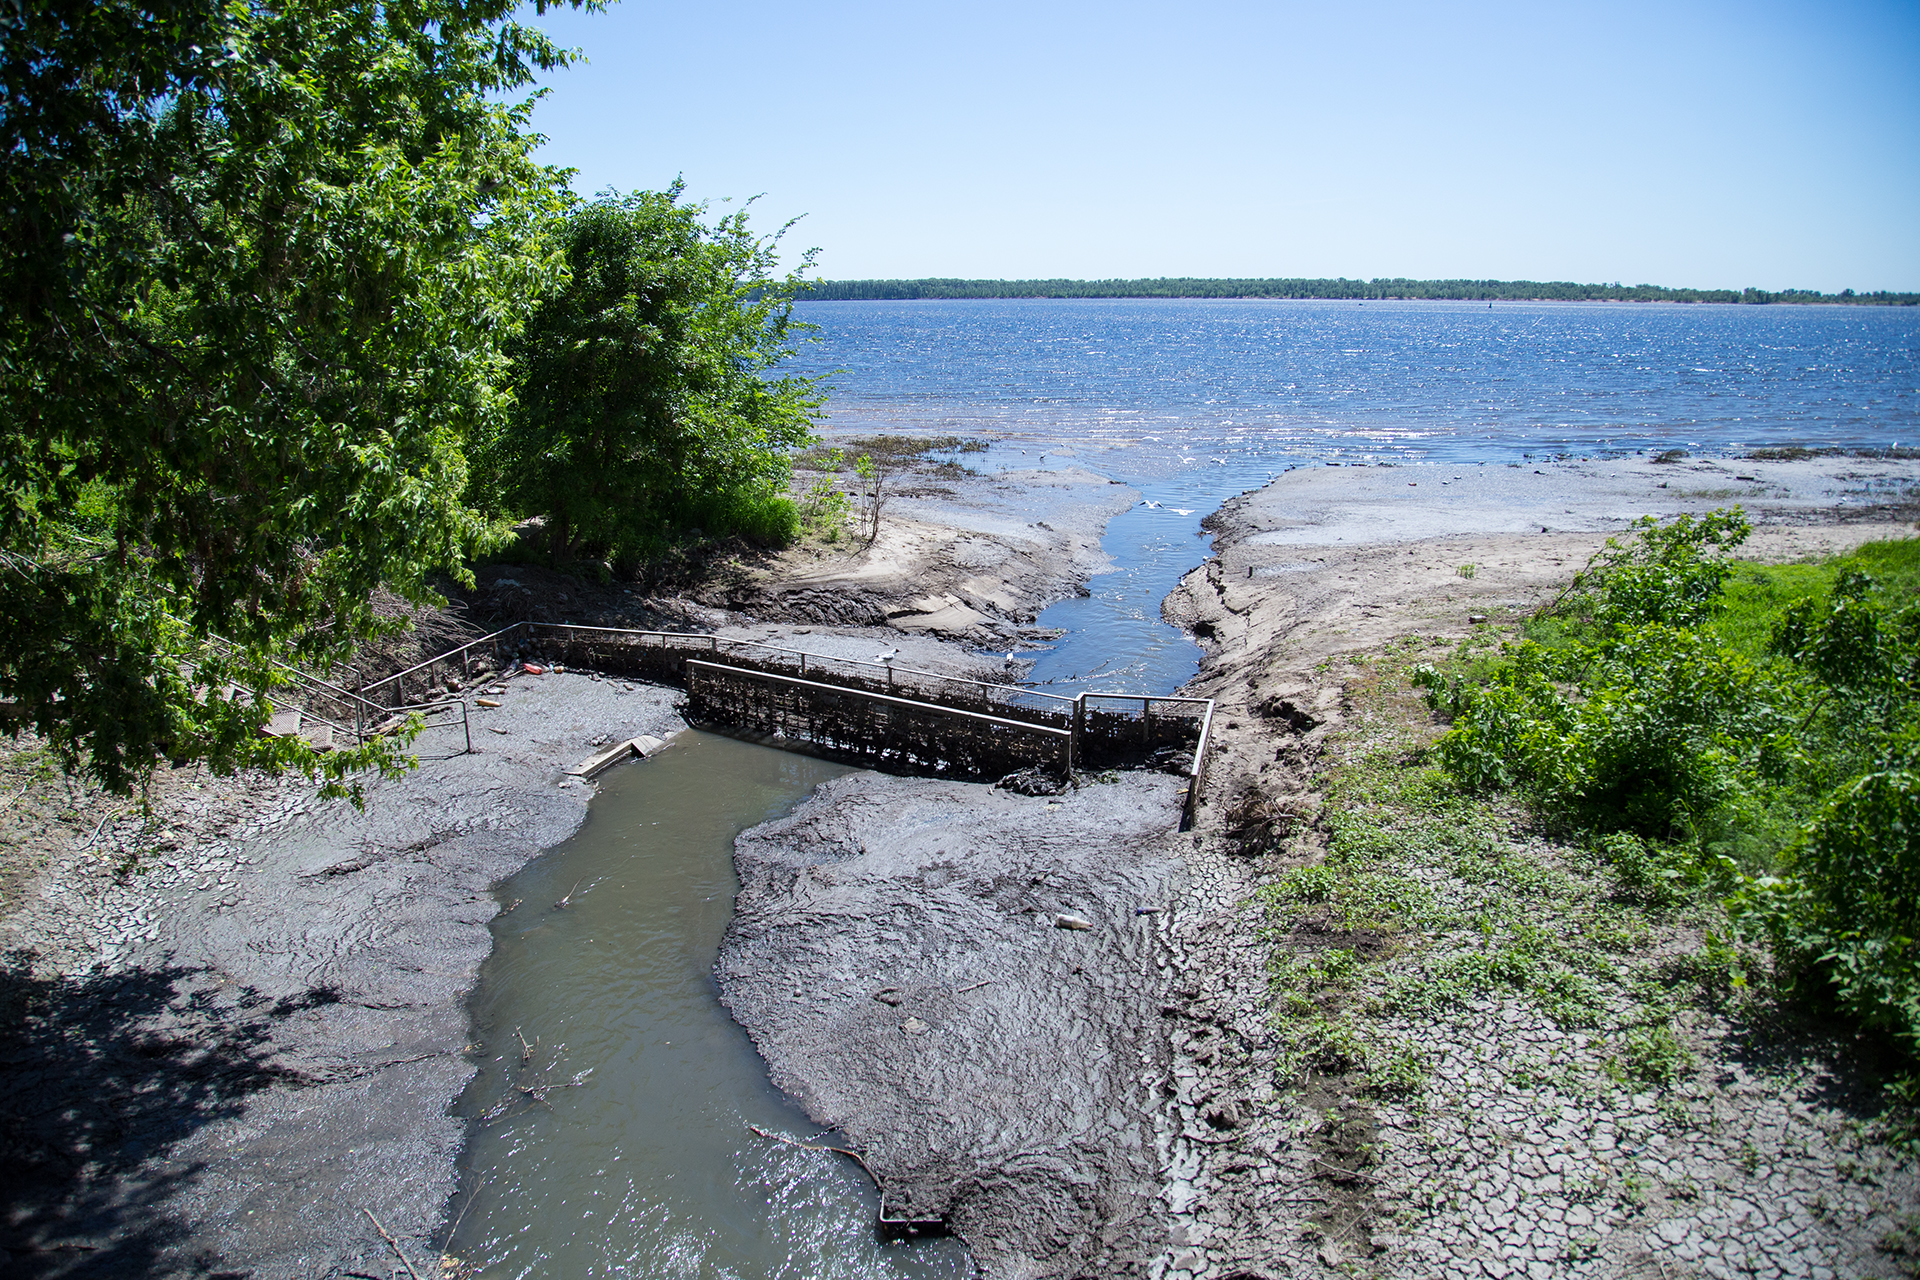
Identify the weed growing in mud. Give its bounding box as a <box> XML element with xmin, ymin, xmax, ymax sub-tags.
<box><xmin>1276</xmin><ymin>1013</ymin><xmax>1372</xmax><ymax>1080</ymax></box>
<box><xmin>1366</xmin><ymin>1045</ymin><xmax>1430</xmax><ymax>1100</ymax></box>
<box><xmin>1260</xmin><ymin>638</ymin><xmax>1747</xmax><ymax>1114</ymax></box>
<box><xmin>1608</xmin><ymin>1022</ymin><xmax>1698</xmax><ymax>1086</ymax></box>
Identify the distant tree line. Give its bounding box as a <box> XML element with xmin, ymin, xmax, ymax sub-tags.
<box><xmin>801</xmin><ymin>278</ymin><xmax>1919</xmax><ymax>306</ymax></box>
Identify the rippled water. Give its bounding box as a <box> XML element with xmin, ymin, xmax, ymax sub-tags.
<box><xmin>794</xmin><ymin>297</ymin><xmax>1916</xmax><ymax>471</ymax></box>
<box><xmin>794</xmin><ymin>298</ymin><xmax>1918</xmax><ymax>692</ymax></box>
<box><xmin>449</xmin><ymin>732</ymin><xmax>971</xmax><ymax>1279</ymax></box>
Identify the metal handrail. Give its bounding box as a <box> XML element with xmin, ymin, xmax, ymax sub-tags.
<box><xmin>686</xmin><ymin>661</ymin><xmax>1072</xmax><ymax>737</ymax></box>
<box><xmin>1183</xmin><ymin>701</ymin><xmax>1216</xmax><ymax>831</ymax></box>
<box><xmin>717</xmin><ymin>637</ymin><xmax>1076</xmax><ymax>707</ymax></box>
<box><xmin>358</xmin><ymin>620</ymin><xmax>533</xmax><ymax>702</ymax></box>
<box><xmin>337</xmin><ymin>616</ymin><xmax>1216</xmax><ymax>814</ymax></box>
<box><xmin>252</xmin><ymin>687</ymin><xmax>358</xmax><ymax>741</ymax></box>
<box><xmin>207</xmin><ymin>636</ymin><xmax>387</xmax><ymax>723</ymax></box>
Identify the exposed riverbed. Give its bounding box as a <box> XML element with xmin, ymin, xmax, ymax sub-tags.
<box><xmin>6</xmin><ymin>444</ymin><xmax>1915</xmax><ymax>1278</ymax></box>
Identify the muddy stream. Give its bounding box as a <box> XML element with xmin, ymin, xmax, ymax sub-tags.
<box><xmin>447</xmin><ymin>732</ymin><xmax>972</xmax><ymax>1277</ymax></box>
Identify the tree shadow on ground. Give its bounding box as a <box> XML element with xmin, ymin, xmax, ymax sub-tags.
<box><xmin>1720</xmin><ymin>999</ymin><xmax>1910</xmax><ymax>1135</ymax></box>
<box><xmin>0</xmin><ymin>949</ymin><xmax>315</xmax><ymax>1278</ymax></box>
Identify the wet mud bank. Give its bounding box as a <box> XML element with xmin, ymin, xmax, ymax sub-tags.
<box><xmin>0</xmin><ymin>466</ymin><xmax>1149</xmax><ymax>1277</ymax></box>
<box><xmin>0</xmin><ymin>676</ymin><xmax>684</xmax><ymax>1277</ymax></box>
<box><xmin>717</xmin><ymin>770</ymin><xmax>1190</xmax><ymax>1278</ymax></box>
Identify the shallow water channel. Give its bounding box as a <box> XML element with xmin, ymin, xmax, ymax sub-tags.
<box><xmin>448</xmin><ymin>731</ymin><xmax>972</xmax><ymax>1278</ymax></box>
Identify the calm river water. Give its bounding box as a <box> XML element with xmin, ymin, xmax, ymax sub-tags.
<box><xmin>451</xmin><ymin>300</ymin><xmax>1915</xmax><ymax>1275</ymax></box>
<box><xmin>450</xmin><ymin>732</ymin><xmax>971</xmax><ymax>1278</ymax></box>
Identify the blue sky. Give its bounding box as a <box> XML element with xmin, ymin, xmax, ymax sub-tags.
<box><xmin>518</xmin><ymin>0</ymin><xmax>1920</xmax><ymax>291</ymax></box>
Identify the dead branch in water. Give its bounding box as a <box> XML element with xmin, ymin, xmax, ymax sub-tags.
<box><xmin>481</xmin><ymin>1031</ymin><xmax>591</xmax><ymax>1122</ymax></box>
<box><xmin>363</xmin><ymin>1208</ymin><xmax>424</xmax><ymax>1280</ymax></box>
<box><xmin>440</xmin><ymin>1171</ymin><xmax>489</xmax><ymax>1251</ymax></box>
<box><xmin>747</xmin><ymin>1123</ymin><xmax>883</xmax><ymax>1192</ymax></box>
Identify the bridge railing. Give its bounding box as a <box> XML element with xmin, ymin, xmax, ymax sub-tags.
<box><xmin>685</xmin><ymin>659</ymin><xmax>1074</xmax><ymax>781</ymax></box>
<box><xmin>345</xmin><ymin>618</ymin><xmax>1215</xmax><ymax>827</ymax></box>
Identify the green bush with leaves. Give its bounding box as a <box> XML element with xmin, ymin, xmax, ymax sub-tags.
<box><xmin>476</xmin><ymin>188</ymin><xmax>821</xmax><ymax>563</ymax></box>
<box><xmin>1416</xmin><ymin>510</ymin><xmax>1920</xmax><ymax>1062</ymax></box>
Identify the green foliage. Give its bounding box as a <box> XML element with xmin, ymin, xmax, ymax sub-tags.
<box><xmin>852</xmin><ymin>453</ymin><xmax>885</xmax><ymax>544</ymax></box>
<box><xmin>480</xmin><ymin>188</ymin><xmax>822</xmax><ymax>561</ymax></box>
<box><xmin>1275</xmin><ymin>1013</ymin><xmax>1371</xmax><ymax>1082</ymax></box>
<box><xmin>1612</xmin><ymin>1022</ymin><xmax>1697</xmax><ymax>1086</ymax></box>
<box><xmin>1736</xmin><ymin>766</ymin><xmax>1920</xmax><ymax>1053</ymax></box>
<box><xmin>1545</xmin><ymin>509</ymin><xmax>1753</xmax><ymax>631</ymax></box>
<box><xmin>2</xmin><ymin>0</ymin><xmax>590</xmax><ymax>794</ymax></box>
<box><xmin>796</xmin><ymin>448</ymin><xmax>853</xmax><ymax>537</ymax></box>
<box><xmin>1260</xmin><ymin>863</ymin><xmax>1434</xmax><ymax>934</ymax></box>
<box><xmin>1593</xmin><ymin>832</ymin><xmax>1697</xmax><ymax>906</ymax></box>
<box><xmin>1421</xmin><ymin>515</ymin><xmax>1920</xmax><ymax>1067</ymax></box>
<box><xmin>795</xmin><ymin>434</ymin><xmax>987</xmax><ymax>468</ymax></box>
<box><xmin>1366</xmin><ymin>1045</ymin><xmax>1430</xmax><ymax>1099</ymax></box>
<box><xmin>1430</xmin><ymin>512</ymin><xmax>1779</xmax><ymax>842</ymax></box>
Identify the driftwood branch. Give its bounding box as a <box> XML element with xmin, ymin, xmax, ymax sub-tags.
<box><xmin>1311</xmin><ymin>1155</ymin><xmax>1382</xmax><ymax>1183</ymax></box>
<box><xmin>362</xmin><ymin>1208</ymin><xmax>424</xmax><ymax>1280</ymax></box>
<box><xmin>1179</xmin><ymin>1128</ymin><xmax>1245</xmax><ymax>1146</ymax></box>
<box><xmin>81</xmin><ymin>806</ymin><xmax>134</xmax><ymax>849</ymax></box>
<box><xmin>440</xmin><ymin>1171</ymin><xmax>489</xmax><ymax>1251</ymax></box>
<box><xmin>747</xmin><ymin>1123</ymin><xmax>883</xmax><ymax>1192</ymax></box>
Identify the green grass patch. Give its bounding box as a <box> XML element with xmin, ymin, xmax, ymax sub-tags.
<box><xmin>1260</xmin><ymin>864</ymin><xmax>1439</xmax><ymax>934</ymax></box>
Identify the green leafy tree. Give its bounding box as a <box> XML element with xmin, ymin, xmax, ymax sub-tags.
<box><xmin>1</xmin><ymin>0</ymin><xmax>589</xmax><ymax>795</ymax></box>
<box><xmin>480</xmin><ymin>188</ymin><xmax>822</xmax><ymax>562</ymax></box>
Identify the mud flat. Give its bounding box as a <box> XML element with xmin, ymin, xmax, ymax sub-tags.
<box><xmin>0</xmin><ymin>673</ymin><xmax>684</xmax><ymax>1277</ymax></box>
<box><xmin>0</xmin><ymin>466</ymin><xmax>1138</xmax><ymax>1277</ymax></box>
<box><xmin>734</xmin><ymin>463</ymin><xmax>1139</xmax><ymax>645</ymax></box>
<box><xmin>718</xmin><ymin>771</ymin><xmax>1189</xmax><ymax>1278</ymax></box>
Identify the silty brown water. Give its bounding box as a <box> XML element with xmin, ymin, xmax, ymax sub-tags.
<box><xmin>447</xmin><ymin>730</ymin><xmax>971</xmax><ymax>1277</ymax></box>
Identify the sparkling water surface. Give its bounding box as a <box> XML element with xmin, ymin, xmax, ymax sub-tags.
<box><xmin>794</xmin><ymin>298</ymin><xmax>1918</xmax><ymax>692</ymax></box>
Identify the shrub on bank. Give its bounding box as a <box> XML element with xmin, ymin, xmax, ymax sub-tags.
<box><xmin>1413</xmin><ymin>512</ymin><xmax>1920</xmax><ymax>1074</ymax></box>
